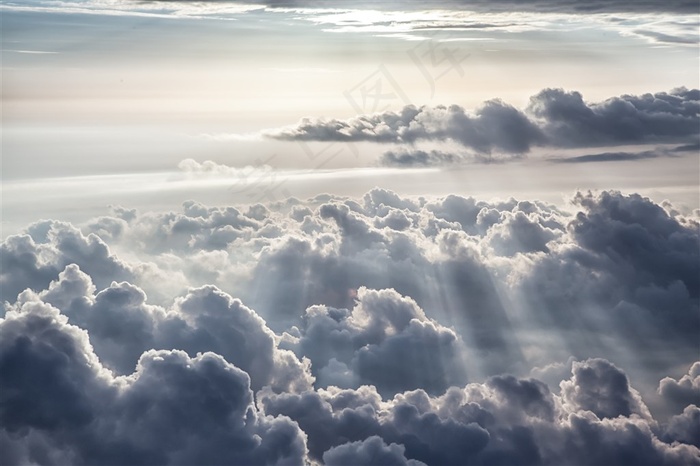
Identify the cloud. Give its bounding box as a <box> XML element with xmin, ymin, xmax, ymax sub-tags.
<box><xmin>6</xmin><ymin>0</ymin><xmax>697</xmax><ymax>47</ymax></box>
<box><xmin>32</xmin><ymin>187</ymin><xmax>691</xmax><ymax>386</ymax></box>
<box><xmin>283</xmin><ymin>1</ymin><xmax>700</xmax><ymax>14</ymax></box>
<box><xmin>663</xmin><ymin>405</ymin><xmax>700</xmax><ymax>448</ymax></box>
<box><xmin>323</xmin><ymin>436</ymin><xmax>427</xmax><ymax>466</ymax></box>
<box><xmin>659</xmin><ymin>362</ymin><xmax>700</xmax><ymax>414</ymax></box>
<box><xmin>0</xmin><ymin>221</ymin><xmax>133</xmax><ymax>304</ymax></box>
<box><xmin>265</xmin><ymin>100</ymin><xmax>544</xmax><ymax>154</ymax></box>
<box><xmin>261</xmin><ymin>88</ymin><xmax>699</xmax><ymax>164</ymax></box>
<box><xmin>2</xmin><ymin>187</ymin><xmax>700</xmax><ymax>464</ymax></box>
<box><xmin>0</xmin><ymin>297</ymin><xmax>307</xmax><ymax>465</ymax></box>
<box><xmin>379</xmin><ymin>149</ymin><xmax>519</xmax><ymax>167</ymax></box>
<box><xmin>281</xmin><ymin>287</ymin><xmax>468</xmax><ymax>397</ymax></box>
<box><xmin>380</xmin><ymin>149</ymin><xmax>468</xmax><ymax>167</ymax></box>
<box><xmin>260</xmin><ymin>362</ymin><xmax>700</xmax><ymax>464</ymax></box>
<box><xmin>560</xmin><ymin>358</ymin><xmax>652</xmax><ymax>420</ymax></box>
<box><xmin>527</xmin><ymin>87</ymin><xmax>700</xmax><ymax>147</ymax></box>
<box><xmin>26</xmin><ymin>267</ymin><xmax>314</xmax><ymax>393</ymax></box>
<box><xmin>262</xmin><ymin>2</ymin><xmax>699</xmax><ymax>46</ymax></box>
<box><xmin>177</xmin><ymin>158</ymin><xmax>273</xmax><ymax>179</ymax></box>
<box><xmin>550</xmin><ymin>149</ymin><xmax>661</xmax><ymax>163</ymax></box>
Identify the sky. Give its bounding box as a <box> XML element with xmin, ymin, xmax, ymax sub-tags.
<box><xmin>1</xmin><ymin>1</ymin><xmax>700</xmax><ymax>465</ymax></box>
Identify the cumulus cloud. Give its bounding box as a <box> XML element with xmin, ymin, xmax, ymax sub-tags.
<box><xmin>260</xmin><ymin>362</ymin><xmax>700</xmax><ymax>465</ymax></box>
<box><xmin>527</xmin><ymin>87</ymin><xmax>700</xmax><ymax>147</ymax></box>
<box><xmin>323</xmin><ymin>436</ymin><xmax>427</xmax><ymax>466</ymax></box>
<box><xmin>560</xmin><ymin>358</ymin><xmax>652</xmax><ymax>420</ymax></box>
<box><xmin>261</xmin><ymin>88</ymin><xmax>699</xmax><ymax>164</ymax></box>
<box><xmin>659</xmin><ymin>362</ymin><xmax>700</xmax><ymax>414</ymax></box>
<box><xmin>0</xmin><ymin>221</ymin><xmax>133</xmax><ymax>304</ymax></box>
<box><xmin>2</xmin><ymin>187</ymin><xmax>700</xmax><ymax>464</ymax></box>
<box><xmin>663</xmin><ymin>405</ymin><xmax>700</xmax><ymax>448</ymax></box>
<box><xmin>19</xmin><ymin>267</ymin><xmax>314</xmax><ymax>393</ymax></box>
<box><xmin>0</xmin><ymin>297</ymin><xmax>307</xmax><ymax>465</ymax></box>
<box><xmin>281</xmin><ymin>287</ymin><xmax>468</xmax><ymax>397</ymax></box>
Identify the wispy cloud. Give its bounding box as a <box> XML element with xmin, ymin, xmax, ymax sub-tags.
<box><xmin>1</xmin><ymin>49</ymin><xmax>59</xmax><ymax>54</ymax></box>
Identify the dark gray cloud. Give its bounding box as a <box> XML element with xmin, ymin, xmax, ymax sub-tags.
<box><xmin>515</xmin><ymin>190</ymin><xmax>699</xmax><ymax>377</ymax></box>
<box><xmin>551</xmin><ymin>150</ymin><xmax>661</xmax><ymax>163</ymax></box>
<box><xmin>379</xmin><ymin>149</ymin><xmax>519</xmax><ymax>167</ymax></box>
<box><xmin>663</xmin><ymin>405</ymin><xmax>700</xmax><ymax>448</ymax></box>
<box><xmin>673</xmin><ymin>141</ymin><xmax>700</xmax><ymax>152</ymax></box>
<box><xmin>266</xmin><ymin>100</ymin><xmax>544</xmax><ymax>154</ymax></box>
<box><xmin>249</xmin><ymin>0</ymin><xmax>700</xmax><ymax>14</ymax></box>
<box><xmin>0</xmin><ymin>298</ymin><xmax>308</xmax><ymax>465</ymax></box>
<box><xmin>560</xmin><ymin>358</ymin><xmax>651</xmax><ymax>419</ymax></box>
<box><xmin>659</xmin><ymin>362</ymin><xmax>700</xmax><ymax>414</ymax></box>
<box><xmin>263</xmin><ymin>88</ymin><xmax>699</xmax><ymax>164</ymax></box>
<box><xmin>281</xmin><ymin>287</ymin><xmax>468</xmax><ymax>397</ymax></box>
<box><xmin>31</xmin><ymin>267</ymin><xmax>313</xmax><ymax>393</ymax></box>
<box><xmin>323</xmin><ymin>436</ymin><xmax>427</xmax><ymax>466</ymax></box>
<box><xmin>528</xmin><ymin>87</ymin><xmax>700</xmax><ymax>147</ymax></box>
<box><xmin>261</xmin><ymin>362</ymin><xmax>700</xmax><ymax>465</ymax></box>
<box><xmin>380</xmin><ymin>149</ymin><xmax>467</xmax><ymax>167</ymax></box>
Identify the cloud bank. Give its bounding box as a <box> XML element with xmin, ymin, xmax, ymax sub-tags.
<box><xmin>262</xmin><ymin>88</ymin><xmax>699</xmax><ymax>166</ymax></box>
<box><xmin>2</xmin><ymin>187</ymin><xmax>699</xmax><ymax>464</ymax></box>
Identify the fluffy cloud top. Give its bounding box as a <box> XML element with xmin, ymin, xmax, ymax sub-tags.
<box><xmin>0</xmin><ymin>298</ymin><xmax>307</xmax><ymax>465</ymax></box>
<box><xmin>2</xmin><ymin>188</ymin><xmax>699</xmax><ymax>464</ymax></box>
<box><xmin>281</xmin><ymin>287</ymin><xmax>467</xmax><ymax>397</ymax></box>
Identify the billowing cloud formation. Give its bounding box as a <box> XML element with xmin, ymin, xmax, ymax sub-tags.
<box><xmin>264</xmin><ymin>88</ymin><xmax>699</xmax><ymax>161</ymax></box>
<box><xmin>260</xmin><ymin>367</ymin><xmax>700</xmax><ymax>465</ymax></box>
<box><xmin>0</xmin><ymin>298</ymin><xmax>307</xmax><ymax>465</ymax></box>
<box><xmin>20</xmin><ymin>266</ymin><xmax>313</xmax><ymax>393</ymax></box>
<box><xmin>0</xmin><ymin>221</ymin><xmax>133</xmax><ymax>304</ymax></box>
<box><xmin>281</xmin><ymin>287</ymin><xmax>467</xmax><ymax>397</ymax></box>
<box><xmin>2</xmin><ymin>188</ymin><xmax>699</xmax><ymax>464</ymax></box>
<box><xmin>323</xmin><ymin>436</ymin><xmax>426</xmax><ymax>466</ymax></box>
<box><xmin>659</xmin><ymin>362</ymin><xmax>700</xmax><ymax>414</ymax></box>
<box><xmin>3</xmin><ymin>282</ymin><xmax>699</xmax><ymax>465</ymax></box>
<box><xmin>527</xmin><ymin>87</ymin><xmax>700</xmax><ymax>147</ymax></box>
<box><xmin>3</xmin><ymin>189</ymin><xmax>697</xmax><ymax>385</ymax></box>
<box><xmin>560</xmin><ymin>358</ymin><xmax>652</xmax><ymax>420</ymax></box>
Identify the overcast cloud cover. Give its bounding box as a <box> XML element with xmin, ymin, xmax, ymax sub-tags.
<box><xmin>2</xmin><ymin>0</ymin><xmax>700</xmax><ymax>464</ymax></box>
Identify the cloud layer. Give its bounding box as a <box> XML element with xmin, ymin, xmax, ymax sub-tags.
<box><xmin>2</xmin><ymin>188</ymin><xmax>699</xmax><ymax>464</ymax></box>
